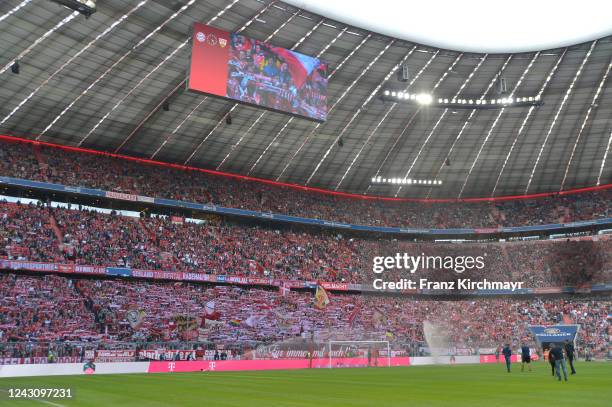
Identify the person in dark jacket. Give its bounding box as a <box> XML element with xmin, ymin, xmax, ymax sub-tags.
<box><xmin>550</xmin><ymin>344</ymin><xmax>568</xmax><ymax>382</ymax></box>
<box><xmin>564</xmin><ymin>340</ymin><xmax>576</xmax><ymax>374</ymax></box>
<box><xmin>547</xmin><ymin>347</ymin><xmax>556</xmax><ymax>376</ymax></box>
<box><xmin>521</xmin><ymin>343</ymin><xmax>532</xmax><ymax>372</ymax></box>
<box><xmin>502</xmin><ymin>344</ymin><xmax>512</xmax><ymax>373</ymax></box>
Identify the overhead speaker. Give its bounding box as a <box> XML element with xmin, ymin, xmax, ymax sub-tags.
<box><xmin>497</xmin><ymin>76</ymin><xmax>507</xmax><ymax>95</ymax></box>
<box><xmin>11</xmin><ymin>60</ymin><xmax>19</xmax><ymax>74</ymax></box>
<box><xmin>397</xmin><ymin>64</ymin><xmax>409</xmax><ymax>82</ymax></box>
<box><xmin>226</xmin><ymin>113</ymin><xmax>232</xmax><ymax>125</ymax></box>
<box><xmin>162</xmin><ymin>101</ymin><xmax>170</xmax><ymax>111</ymax></box>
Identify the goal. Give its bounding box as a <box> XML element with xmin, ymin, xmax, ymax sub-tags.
<box><xmin>327</xmin><ymin>340</ymin><xmax>390</xmax><ymax>368</ymax></box>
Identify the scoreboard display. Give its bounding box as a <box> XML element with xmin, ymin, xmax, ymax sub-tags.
<box><xmin>187</xmin><ymin>22</ymin><xmax>328</xmax><ymax>122</ymax></box>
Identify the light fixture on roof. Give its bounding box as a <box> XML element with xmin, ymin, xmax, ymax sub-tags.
<box><xmin>382</xmin><ymin>89</ymin><xmax>543</xmax><ymax>109</ymax></box>
<box><xmin>51</xmin><ymin>0</ymin><xmax>96</xmax><ymax>17</ymax></box>
<box><xmin>416</xmin><ymin>93</ymin><xmax>433</xmax><ymax>104</ymax></box>
<box><xmin>370</xmin><ymin>177</ymin><xmax>442</xmax><ymax>186</ymax></box>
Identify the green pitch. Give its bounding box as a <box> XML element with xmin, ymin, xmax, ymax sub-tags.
<box><xmin>1</xmin><ymin>362</ymin><xmax>611</xmax><ymax>407</ymax></box>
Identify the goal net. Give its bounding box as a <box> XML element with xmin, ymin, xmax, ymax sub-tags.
<box><xmin>327</xmin><ymin>340</ymin><xmax>390</xmax><ymax>368</ymax></box>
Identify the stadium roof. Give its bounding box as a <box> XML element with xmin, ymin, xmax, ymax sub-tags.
<box><xmin>283</xmin><ymin>0</ymin><xmax>612</xmax><ymax>53</ymax></box>
<box><xmin>0</xmin><ymin>0</ymin><xmax>611</xmax><ymax>200</ymax></box>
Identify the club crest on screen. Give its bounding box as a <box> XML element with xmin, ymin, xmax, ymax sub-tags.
<box><xmin>206</xmin><ymin>33</ymin><xmax>218</xmax><ymax>46</ymax></box>
<box><xmin>195</xmin><ymin>32</ymin><xmax>205</xmax><ymax>43</ymax></box>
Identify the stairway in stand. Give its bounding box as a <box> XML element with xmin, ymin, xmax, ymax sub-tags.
<box><xmin>32</xmin><ymin>143</ymin><xmax>49</xmax><ymax>181</ymax></box>
<box><xmin>47</xmin><ymin>211</ymin><xmax>64</xmax><ymax>243</ymax></box>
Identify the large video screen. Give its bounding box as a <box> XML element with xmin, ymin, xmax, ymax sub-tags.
<box><xmin>187</xmin><ymin>22</ymin><xmax>328</xmax><ymax>122</ymax></box>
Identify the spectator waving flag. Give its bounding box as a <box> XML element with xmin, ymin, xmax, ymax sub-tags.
<box><xmin>279</xmin><ymin>283</ymin><xmax>290</xmax><ymax>297</ymax></box>
<box><xmin>314</xmin><ymin>284</ymin><xmax>330</xmax><ymax>310</ymax></box>
<box><xmin>271</xmin><ymin>47</ymin><xmax>320</xmax><ymax>89</ymax></box>
<box><xmin>348</xmin><ymin>305</ymin><xmax>360</xmax><ymax>327</ymax></box>
<box><xmin>204</xmin><ymin>301</ymin><xmax>220</xmax><ymax>321</ymax></box>
<box><xmin>248</xmin><ymin>260</ymin><xmax>264</xmax><ymax>274</ymax></box>
<box><xmin>126</xmin><ymin>309</ymin><xmax>145</xmax><ymax>330</ymax></box>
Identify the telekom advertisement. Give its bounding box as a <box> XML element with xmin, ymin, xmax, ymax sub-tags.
<box><xmin>148</xmin><ymin>357</ymin><xmax>411</xmax><ymax>374</ymax></box>
<box><xmin>187</xmin><ymin>22</ymin><xmax>328</xmax><ymax>122</ymax></box>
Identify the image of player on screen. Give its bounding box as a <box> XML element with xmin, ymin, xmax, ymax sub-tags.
<box><xmin>227</xmin><ymin>34</ymin><xmax>327</xmax><ymax>121</ymax></box>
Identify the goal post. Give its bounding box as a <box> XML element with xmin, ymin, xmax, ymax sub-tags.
<box><xmin>327</xmin><ymin>340</ymin><xmax>390</xmax><ymax>368</ymax></box>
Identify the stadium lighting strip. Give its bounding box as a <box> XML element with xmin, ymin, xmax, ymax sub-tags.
<box><xmin>305</xmin><ymin>39</ymin><xmax>399</xmax><ymax>185</ymax></box>
<box><xmin>363</xmin><ymin>51</ymin><xmax>441</xmax><ymax>195</ymax></box>
<box><xmin>148</xmin><ymin>0</ymin><xmax>268</xmax><ymax>160</ymax></box>
<box><xmin>335</xmin><ymin>47</ymin><xmax>451</xmax><ymax>191</ymax></box>
<box><xmin>371</xmin><ymin>177</ymin><xmax>442</xmax><ymax>186</ymax></box>
<box><xmin>241</xmin><ymin>27</ymin><xmax>349</xmax><ymax>175</ymax></box>
<box><xmin>332</xmin><ymin>46</ymin><xmax>418</xmax><ymax>190</ymax></box>
<box><xmin>181</xmin><ymin>8</ymin><xmax>314</xmax><ymax>166</ymax></box>
<box><xmin>0</xmin><ymin>1</ymin><xmax>148</xmax><ymax>127</ymax></box>
<box><xmin>561</xmin><ymin>56</ymin><xmax>612</xmax><ymax>190</ymax></box>
<box><xmin>491</xmin><ymin>49</ymin><xmax>567</xmax><ymax>197</ymax></box>
<box><xmin>37</xmin><ymin>0</ymin><xmax>200</xmax><ymax>141</ymax></box>
<box><xmin>456</xmin><ymin>54</ymin><xmax>540</xmax><ymax>198</ymax></box>
<box><xmin>247</xmin><ymin>28</ymin><xmax>370</xmax><ymax>176</ymax></box>
<box><xmin>381</xmin><ymin>89</ymin><xmax>543</xmax><ymax>108</ymax></box>
<box><xmin>274</xmin><ymin>33</ymin><xmax>374</xmax><ymax>181</ymax></box>
<box><xmin>79</xmin><ymin>0</ymin><xmax>254</xmax><ymax>149</ymax></box>
<box><xmin>0</xmin><ymin>11</ymin><xmax>79</xmax><ymax>77</ymax></box>
<box><xmin>0</xmin><ymin>0</ymin><xmax>32</xmax><ymax>24</ymax></box>
<box><xmin>394</xmin><ymin>54</ymin><xmax>489</xmax><ymax>197</ymax></box>
<box><xmin>425</xmin><ymin>53</ymin><xmax>539</xmax><ymax>198</ymax></box>
<box><xmin>524</xmin><ymin>40</ymin><xmax>597</xmax><ymax>194</ymax></box>
<box><xmin>598</xmin><ymin>129</ymin><xmax>612</xmax><ymax>185</ymax></box>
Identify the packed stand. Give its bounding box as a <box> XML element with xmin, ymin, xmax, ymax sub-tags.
<box><xmin>2</xmin><ymin>201</ymin><xmax>612</xmax><ymax>287</ymax></box>
<box><xmin>0</xmin><ymin>273</ymin><xmax>609</xmax><ymax>360</ymax></box>
<box><xmin>0</xmin><ymin>139</ymin><xmax>611</xmax><ymax>228</ymax></box>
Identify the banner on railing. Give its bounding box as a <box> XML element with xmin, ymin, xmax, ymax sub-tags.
<box><xmin>3</xmin><ymin>176</ymin><xmax>610</xmax><ymax>238</ymax></box>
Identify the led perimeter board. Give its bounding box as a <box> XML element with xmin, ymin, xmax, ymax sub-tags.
<box><xmin>187</xmin><ymin>23</ymin><xmax>328</xmax><ymax>122</ymax></box>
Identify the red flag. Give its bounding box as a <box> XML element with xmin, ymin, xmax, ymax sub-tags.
<box><xmin>314</xmin><ymin>284</ymin><xmax>330</xmax><ymax>310</ymax></box>
<box><xmin>248</xmin><ymin>260</ymin><xmax>264</xmax><ymax>274</ymax></box>
<box><xmin>271</xmin><ymin>48</ymin><xmax>319</xmax><ymax>89</ymax></box>
<box><xmin>348</xmin><ymin>306</ymin><xmax>360</xmax><ymax>327</ymax></box>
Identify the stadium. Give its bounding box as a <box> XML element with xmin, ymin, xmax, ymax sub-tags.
<box><xmin>0</xmin><ymin>0</ymin><xmax>611</xmax><ymax>406</ymax></box>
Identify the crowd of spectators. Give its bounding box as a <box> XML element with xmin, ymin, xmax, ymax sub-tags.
<box><xmin>1</xmin><ymin>201</ymin><xmax>611</xmax><ymax>287</ymax></box>
<box><xmin>0</xmin><ymin>139</ymin><xmax>610</xmax><ymax>228</ymax></box>
<box><xmin>1</xmin><ymin>139</ymin><xmax>609</xmax><ymax>363</ymax></box>
<box><xmin>0</xmin><ymin>273</ymin><xmax>609</xmax><ymax>360</ymax></box>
